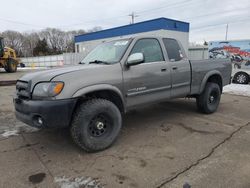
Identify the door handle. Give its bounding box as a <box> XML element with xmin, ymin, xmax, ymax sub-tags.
<box><xmin>172</xmin><ymin>66</ymin><xmax>178</xmax><ymax>70</ymax></box>
<box><xmin>161</xmin><ymin>68</ymin><xmax>167</xmax><ymax>72</ymax></box>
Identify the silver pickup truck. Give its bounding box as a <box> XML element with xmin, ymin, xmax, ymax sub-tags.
<box><xmin>14</xmin><ymin>36</ymin><xmax>232</xmax><ymax>152</ymax></box>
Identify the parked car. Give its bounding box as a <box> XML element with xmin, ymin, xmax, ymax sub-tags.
<box><xmin>14</xmin><ymin>36</ymin><xmax>232</xmax><ymax>152</ymax></box>
<box><xmin>232</xmin><ymin>60</ymin><xmax>250</xmax><ymax>84</ymax></box>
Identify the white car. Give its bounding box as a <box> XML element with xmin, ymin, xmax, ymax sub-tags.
<box><xmin>232</xmin><ymin>61</ymin><xmax>250</xmax><ymax>84</ymax></box>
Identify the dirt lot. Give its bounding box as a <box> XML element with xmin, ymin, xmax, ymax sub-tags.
<box><xmin>0</xmin><ymin>70</ymin><xmax>250</xmax><ymax>188</ymax></box>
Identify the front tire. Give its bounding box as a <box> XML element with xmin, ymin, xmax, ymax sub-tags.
<box><xmin>196</xmin><ymin>82</ymin><xmax>221</xmax><ymax>114</ymax></box>
<box><xmin>71</xmin><ymin>99</ymin><xmax>122</xmax><ymax>152</ymax></box>
<box><xmin>4</xmin><ymin>58</ymin><xmax>17</xmax><ymax>73</ymax></box>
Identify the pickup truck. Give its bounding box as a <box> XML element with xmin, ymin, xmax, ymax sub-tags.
<box><xmin>14</xmin><ymin>36</ymin><xmax>232</xmax><ymax>152</ymax></box>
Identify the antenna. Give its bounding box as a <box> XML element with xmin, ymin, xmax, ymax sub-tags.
<box><xmin>128</xmin><ymin>12</ymin><xmax>139</xmax><ymax>24</ymax></box>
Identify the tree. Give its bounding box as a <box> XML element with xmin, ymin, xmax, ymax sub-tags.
<box><xmin>1</xmin><ymin>30</ymin><xmax>25</xmax><ymax>56</ymax></box>
<box><xmin>33</xmin><ymin>38</ymin><xmax>50</xmax><ymax>56</ymax></box>
<box><xmin>0</xmin><ymin>27</ymin><xmax>97</xmax><ymax>56</ymax></box>
<box><xmin>203</xmin><ymin>41</ymin><xmax>208</xmax><ymax>46</ymax></box>
<box><xmin>22</xmin><ymin>32</ymin><xmax>39</xmax><ymax>56</ymax></box>
<box><xmin>39</xmin><ymin>28</ymin><xmax>87</xmax><ymax>54</ymax></box>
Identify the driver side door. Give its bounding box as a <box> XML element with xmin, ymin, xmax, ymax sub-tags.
<box><xmin>123</xmin><ymin>38</ymin><xmax>171</xmax><ymax>109</ymax></box>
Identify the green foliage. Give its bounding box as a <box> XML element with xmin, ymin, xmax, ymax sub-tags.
<box><xmin>33</xmin><ymin>39</ymin><xmax>51</xmax><ymax>56</ymax></box>
<box><xmin>203</xmin><ymin>41</ymin><xmax>208</xmax><ymax>46</ymax></box>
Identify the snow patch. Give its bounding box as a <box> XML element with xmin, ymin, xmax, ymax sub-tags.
<box><xmin>54</xmin><ymin>176</ymin><xmax>102</xmax><ymax>188</ymax></box>
<box><xmin>223</xmin><ymin>84</ymin><xmax>250</xmax><ymax>97</ymax></box>
<box><xmin>0</xmin><ymin>123</ymin><xmax>38</xmax><ymax>139</ymax></box>
<box><xmin>1</xmin><ymin>130</ymin><xmax>19</xmax><ymax>138</ymax></box>
<box><xmin>17</xmin><ymin>67</ymin><xmax>48</xmax><ymax>71</ymax></box>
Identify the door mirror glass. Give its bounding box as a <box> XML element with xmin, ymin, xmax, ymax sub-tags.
<box><xmin>127</xmin><ymin>53</ymin><xmax>144</xmax><ymax>66</ymax></box>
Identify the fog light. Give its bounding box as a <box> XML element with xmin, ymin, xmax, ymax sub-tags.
<box><xmin>37</xmin><ymin>117</ymin><xmax>43</xmax><ymax>125</ymax></box>
<box><xmin>33</xmin><ymin>115</ymin><xmax>44</xmax><ymax>128</ymax></box>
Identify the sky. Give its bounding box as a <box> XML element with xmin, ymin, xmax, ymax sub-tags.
<box><xmin>0</xmin><ymin>0</ymin><xmax>249</xmax><ymax>43</ymax></box>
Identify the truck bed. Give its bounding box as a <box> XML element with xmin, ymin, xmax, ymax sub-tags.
<box><xmin>190</xmin><ymin>58</ymin><xmax>232</xmax><ymax>95</ymax></box>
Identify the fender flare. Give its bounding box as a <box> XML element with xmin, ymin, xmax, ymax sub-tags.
<box><xmin>199</xmin><ymin>70</ymin><xmax>222</xmax><ymax>93</ymax></box>
<box><xmin>72</xmin><ymin>84</ymin><xmax>125</xmax><ymax>109</ymax></box>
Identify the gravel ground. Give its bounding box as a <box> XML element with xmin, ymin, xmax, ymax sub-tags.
<box><xmin>0</xmin><ymin>70</ymin><xmax>250</xmax><ymax>188</ymax></box>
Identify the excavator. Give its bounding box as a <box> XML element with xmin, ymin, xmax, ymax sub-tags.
<box><xmin>0</xmin><ymin>37</ymin><xmax>19</xmax><ymax>72</ymax></box>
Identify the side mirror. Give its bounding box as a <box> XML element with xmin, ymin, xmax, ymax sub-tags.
<box><xmin>127</xmin><ymin>53</ymin><xmax>144</xmax><ymax>66</ymax></box>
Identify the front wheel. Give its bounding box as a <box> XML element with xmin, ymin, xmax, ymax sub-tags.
<box><xmin>4</xmin><ymin>58</ymin><xmax>17</xmax><ymax>73</ymax></box>
<box><xmin>71</xmin><ymin>99</ymin><xmax>122</xmax><ymax>152</ymax></box>
<box><xmin>196</xmin><ymin>82</ymin><xmax>221</xmax><ymax>114</ymax></box>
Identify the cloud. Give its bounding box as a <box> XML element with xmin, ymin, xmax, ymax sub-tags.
<box><xmin>0</xmin><ymin>0</ymin><xmax>249</xmax><ymax>42</ymax></box>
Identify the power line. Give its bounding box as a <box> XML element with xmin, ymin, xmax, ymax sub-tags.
<box><xmin>191</xmin><ymin>18</ymin><xmax>250</xmax><ymax>31</ymax></box>
<box><xmin>56</xmin><ymin>0</ymin><xmax>194</xmax><ymax>28</ymax></box>
<box><xmin>0</xmin><ymin>0</ymin><xmax>249</xmax><ymax>32</ymax></box>
<box><xmin>57</xmin><ymin>14</ymin><xmax>128</xmax><ymax>28</ymax></box>
<box><xmin>185</xmin><ymin>6</ymin><xmax>250</xmax><ymax>21</ymax></box>
<box><xmin>137</xmin><ymin>0</ymin><xmax>193</xmax><ymax>14</ymax></box>
<box><xmin>57</xmin><ymin>1</ymin><xmax>249</xmax><ymax>30</ymax></box>
<box><xmin>0</xmin><ymin>17</ymin><xmax>45</xmax><ymax>28</ymax></box>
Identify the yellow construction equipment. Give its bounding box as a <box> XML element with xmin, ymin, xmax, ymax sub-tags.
<box><xmin>0</xmin><ymin>37</ymin><xmax>19</xmax><ymax>73</ymax></box>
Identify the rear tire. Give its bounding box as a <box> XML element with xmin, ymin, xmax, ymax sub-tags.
<box><xmin>71</xmin><ymin>98</ymin><xmax>122</xmax><ymax>152</ymax></box>
<box><xmin>233</xmin><ymin>72</ymin><xmax>249</xmax><ymax>84</ymax></box>
<box><xmin>4</xmin><ymin>58</ymin><xmax>17</xmax><ymax>73</ymax></box>
<box><xmin>196</xmin><ymin>82</ymin><xmax>221</xmax><ymax>114</ymax></box>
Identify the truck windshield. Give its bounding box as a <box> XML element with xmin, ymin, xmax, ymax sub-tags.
<box><xmin>81</xmin><ymin>39</ymin><xmax>130</xmax><ymax>64</ymax></box>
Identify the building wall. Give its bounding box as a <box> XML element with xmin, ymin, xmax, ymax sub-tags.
<box><xmin>75</xmin><ymin>29</ymin><xmax>189</xmax><ymax>56</ymax></box>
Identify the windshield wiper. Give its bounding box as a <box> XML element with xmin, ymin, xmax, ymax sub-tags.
<box><xmin>89</xmin><ymin>60</ymin><xmax>111</xmax><ymax>65</ymax></box>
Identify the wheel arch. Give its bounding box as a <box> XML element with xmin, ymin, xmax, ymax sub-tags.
<box><xmin>72</xmin><ymin>84</ymin><xmax>125</xmax><ymax>113</ymax></box>
<box><xmin>200</xmin><ymin>71</ymin><xmax>223</xmax><ymax>93</ymax></box>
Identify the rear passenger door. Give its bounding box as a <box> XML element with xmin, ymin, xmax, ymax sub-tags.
<box><xmin>163</xmin><ymin>38</ymin><xmax>191</xmax><ymax>97</ymax></box>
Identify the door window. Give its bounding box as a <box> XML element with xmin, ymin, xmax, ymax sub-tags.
<box><xmin>130</xmin><ymin>39</ymin><xmax>164</xmax><ymax>63</ymax></box>
<box><xmin>163</xmin><ymin>38</ymin><xmax>184</xmax><ymax>62</ymax></box>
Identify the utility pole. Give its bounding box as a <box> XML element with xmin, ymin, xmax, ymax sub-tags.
<box><xmin>225</xmin><ymin>24</ymin><xmax>228</xmax><ymax>41</ymax></box>
<box><xmin>128</xmin><ymin>12</ymin><xmax>139</xmax><ymax>24</ymax></box>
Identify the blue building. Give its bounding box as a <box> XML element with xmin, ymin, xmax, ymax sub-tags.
<box><xmin>75</xmin><ymin>17</ymin><xmax>189</xmax><ymax>54</ymax></box>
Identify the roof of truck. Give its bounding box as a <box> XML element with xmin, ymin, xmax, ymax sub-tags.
<box><xmin>75</xmin><ymin>17</ymin><xmax>189</xmax><ymax>43</ymax></box>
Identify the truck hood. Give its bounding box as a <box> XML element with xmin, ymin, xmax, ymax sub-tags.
<box><xmin>19</xmin><ymin>65</ymin><xmax>102</xmax><ymax>88</ymax></box>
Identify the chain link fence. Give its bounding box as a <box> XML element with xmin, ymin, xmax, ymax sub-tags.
<box><xmin>20</xmin><ymin>53</ymin><xmax>87</xmax><ymax>67</ymax></box>
<box><xmin>20</xmin><ymin>48</ymin><xmax>209</xmax><ymax>67</ymax></box>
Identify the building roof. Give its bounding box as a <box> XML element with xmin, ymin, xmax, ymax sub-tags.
<box><xmin>75</xmin><ymin>17</ymin><xmax>189</xmax><ymax>43</ymax></box>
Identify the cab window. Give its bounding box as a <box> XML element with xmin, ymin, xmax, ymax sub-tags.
<box><xmin>130</xmin><ymin>39</ymin><xmax>164</xmax><ymax>63</ymax></box>
<box><xmin>163</xmin><ymin>38</ymin><xmax>184</xmax><ymax>62</ymax></box>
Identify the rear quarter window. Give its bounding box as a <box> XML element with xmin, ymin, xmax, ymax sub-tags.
<box><xmin>163</xmin><ymin>38</ymin><xmax>184</xmax><ymax>62</ymax></box>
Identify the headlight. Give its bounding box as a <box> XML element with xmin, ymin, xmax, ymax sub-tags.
<box><xmin>32</xmin><ymin>82</ymin><xmax>64</xmax><ymax>99</ymax></box>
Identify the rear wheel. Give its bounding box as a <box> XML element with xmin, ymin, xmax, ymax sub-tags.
<box><xmin>4</xmin><ymin>58</ymin><xmax>17</xmax><ymax>73</ymax></box>
<box><xmin>233</xmin><ymin>72</ymin><xmax>249</xmax><ymax>84</ymax></box>
<box><xmin>71</xmin><ymin>98</ymin><xmax>122</xmax><ymax>152</ymax></box>
<box><xmin>196</xmin><ymin>82</ymin><xmax>221</xmax><ymax>114</ymax></box>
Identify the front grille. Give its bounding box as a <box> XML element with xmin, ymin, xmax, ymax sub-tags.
<box><xmin>16</xmin><ymin>81</ymin><xmax>31</xmax><ymax>99</ymax></box>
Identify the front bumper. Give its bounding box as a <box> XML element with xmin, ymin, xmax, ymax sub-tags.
<box><xmin>14</xmin><ymin>97</ymin><xmax>77</xmax><ymax>128</ymax></box>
